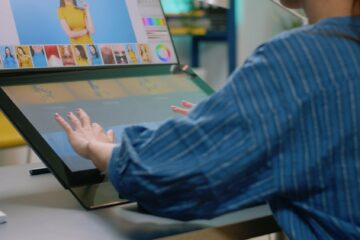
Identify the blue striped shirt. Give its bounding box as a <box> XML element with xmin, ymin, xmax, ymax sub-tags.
<box><xmin>108</xmin><ymin>17</ymin><xmax>360</xmax><ymax>239</ymax></box>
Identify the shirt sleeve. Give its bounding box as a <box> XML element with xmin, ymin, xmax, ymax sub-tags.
<box><xmin>58</xmin><ymin>8</ymin><xmax>64</xmax><ymax>20</ymax></box>
<box><xmin>108</xmin><ymin>43</ymin><xmax>290</xmax><ymax>221</ymax></box>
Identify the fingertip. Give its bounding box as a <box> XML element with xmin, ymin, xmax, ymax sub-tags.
<box><xmin>181</xmin><ymin>100</ymin><xmax>189</xmax><ymax>106</ymax></box>
<box><xmin>107</xmin><ymin>129</ymin><xmax>115</xmax><ymax>142</ymax></box>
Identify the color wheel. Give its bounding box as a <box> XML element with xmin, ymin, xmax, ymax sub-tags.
<box><xmin>156</xmin><ymin>44</ymin><xmax>171</xmax><ymax>62</ymax></box>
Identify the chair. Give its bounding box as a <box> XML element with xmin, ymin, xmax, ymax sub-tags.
<box><xmin>0</xmin><ymin>111</ymin><xmax>31</xmax><ymax>163</ymax></box>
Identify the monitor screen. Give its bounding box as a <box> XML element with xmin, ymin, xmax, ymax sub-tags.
<box><xmin>0</xmin><ymin>0</ymin><xmax>178</xmax><ymax>71</ymax></box>
<box><xmin>2</xmin><ymin>73</ymin><xmax>208</xmax><ymax>172</ymax></box>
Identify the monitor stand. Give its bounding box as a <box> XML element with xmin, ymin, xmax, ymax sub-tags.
<box><xmin>29</xmin><ymin>167</ymin><xmax>51</xmax><ymax>176</ymax></box>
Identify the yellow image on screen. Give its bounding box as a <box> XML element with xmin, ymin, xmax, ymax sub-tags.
<box><xmin>4</xmin><ymin>83</ymin><xmax>75</xmax><ymax>105</ymax></box>
<box><xmin>119</xmin><ymin>77</ymin><xmax>177</xmax><ymax>96</ymax></box>
<box><xmin>15</xmin><ymin>46</ymin><xmax>33</xmax><ymax>68</ymax></box>
<box><xmin>67</xmin><ymin>80</ymin><xmax>128</xmax><ymax>100</ymax></box>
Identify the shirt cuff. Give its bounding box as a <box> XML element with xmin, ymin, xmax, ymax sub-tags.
<box><xmin>107</xmin><ymin>144</ymin><xmax>129</xmax><ymax>193</ymax></box>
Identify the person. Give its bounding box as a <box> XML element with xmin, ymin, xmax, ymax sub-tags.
<box><xmin>16</xmin><ymin>47</ymin><xmax>33</xmax><ymax>68</ymax></box>
<box><xmin>2</xmin><ymin>47</ymin><xmax>17</xmax><ymax>69</ymax></box>
<box><xmin>61</xmin><ymin>45</ymin><xmax>76</xmax><ymax>66</ymax></box>
<box><xmin>100</xmin><ymin>45</ymin><xmax>115</xmax><ymax>65</ymax></box>
<box><xmin>138</xmin><ymin>44</ymin><xmax>151</xmax><ymax>64</ymax></box>
<box><xmin>55</xmin><ymin>0</ymin><xmax>360</xmax><ymax>238</ymax></box>
<box><xmin>58</xmin><ymin>0</ymin><xmax>95</xmax><ymax>44</ymax></box>
<box><xmin>45</xmin><ymin>46</ymin><xmax>63</xmax><ymax>67</ymax></box>
<box><xmin>0</xmin><ymin>56</ymin><xmax>3</xmax><ymax>69</ymax></box>
<box><xmin>126</xmin><ymin>45</ymin><xmax>138</xmax><ymax>64</ymax></box>
<box><xmin>117</xmin><ymin>50</ymin><xmax>128</xmax><ymax>64</ymax></box>
<box><xmin>88</xmin><ymin>45</ymin><xmax>102</xmax><ymax>65</ymax></box>
<box><xmin>73</xmin><ymin>45</ymin><xmax>89</xmax><ymax>65</ymax></box>
<box><xmin>30</xmin><ymin>46</ymin><xmax>47</xmax><ymax>68</ymax></box>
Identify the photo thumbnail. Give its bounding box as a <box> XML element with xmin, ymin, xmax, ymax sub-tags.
<box><xmin>0</xmin><ymin>46</ymin><xmax>18</xmax><ymax>69</ymax></box>
<box><xmin>15</xmin><ymin>46</ymin><xmax>33</xmax><ymax>68</ymax></box>
<box><xmin>100</xmin><ymin>45</ymin><xmax>115</xmax><ymax>65</ymax></box>
<box><xmin>112</xmin><ymin>45</ymin><xmax>128</xmax><ymax>65</ymax></box>
<box><xmin>30</xmin><ymin>46</ymin><xmax>48</xmax><ymax>68</ymax></box>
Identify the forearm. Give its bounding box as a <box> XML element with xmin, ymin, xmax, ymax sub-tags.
<box><xmin>60</xmin><ymin>20</ymin><xmax>87</xmax><ymax>38</ymax></box>
<box><xmin>87</xmin><ymin>141</ymin><xmax>116</xmax><ymax>173</ymax></box>
<box><xmin>107</xmin><ymin>128</ymin><xmax>219</xmax><ymax>220</ymax></box>
<box><xmin>107</xmin><ymin>103</ymin><xmax>254</xmax><ymax>220</ymax></box>
<box><xmin>85</xmin><ymin>12</ymin><xmax>95</xmax><ymax>34</ymax></box>
<box><xmin>68</xmin><ymin>29</ymin><xmax>87</xmax><ymax>38</ymax></box>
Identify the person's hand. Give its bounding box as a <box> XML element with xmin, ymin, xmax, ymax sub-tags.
<box><xmin>171</xmin><ymin>100</ymin><xmax>195</xmax><ymax>116</ymax></box>
<box><xmin>80</xmin><ymin>29</ymin><xmax>88</xmax><ymax>36</ymax></box>
<box><xmin>54</xmin><ymin>108</ymin><xmax>116</xmax><ymax>172</ymax></box>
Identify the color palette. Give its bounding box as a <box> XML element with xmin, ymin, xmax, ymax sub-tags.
<box><xmin>142</xmin><ymin>18</ymin><xmax>166</xmax><ymax>26</ymax></box>
<box><xmin>155</xmin><ymin>44</ymin><xmax>171</xmax><ymax>62</ymax></box>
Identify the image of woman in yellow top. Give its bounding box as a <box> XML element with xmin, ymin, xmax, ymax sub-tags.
<box><xmin>58</xmin><ymin>0</ymin><xmax>95</xmax><ymax>44</ymax></box>
<box><xmin>16</xmin><ymin>47</ymin><xmax>33</xmax><ymax>68</ymax></box>
<box><xmin>73</xmin><ymin>45</ymin><xmax>89</xmax><ymax>65</ymax></box>
<box><xmin>126</xmin><ymin>45</ymin><xmax>139</xmax><ymax>64</ymax></box>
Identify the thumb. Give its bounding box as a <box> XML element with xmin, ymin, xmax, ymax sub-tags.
<box><xmin>107</xmin><ymin>129</ymin><xmax>115</xmax><ymax>143</ymax></box>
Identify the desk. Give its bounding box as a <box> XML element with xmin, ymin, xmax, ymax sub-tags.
<box><xmin>0</xmin><ymin>163</ymin><xmax>275</xmax><ymax>240</ymax></box>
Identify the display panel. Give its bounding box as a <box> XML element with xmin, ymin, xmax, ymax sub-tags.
<box><xmin>2</xmin><ymin>74</ymin><xmax>208</xmax><ymax>172</ymax></box>
<box><xmin>0</xmin><ymin>0</ymin><xmax>177</xmax><ymax>71</ymax></box>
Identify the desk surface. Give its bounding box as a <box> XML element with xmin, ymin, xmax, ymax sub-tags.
<box><xmin>0</xmin><ymin>163</ymin><xmax>272</xmax><ymax>240</ymax></box>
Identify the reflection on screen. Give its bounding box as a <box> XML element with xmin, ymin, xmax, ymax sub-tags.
<box><xmin>3</xmin><ymin>75</ymin><xmax>208</xmax><ymax>172</ymax></box>
<box><xmin>0</xmin><ymin>0</ymin><xmax>177</xmax><ymax>71</ymax></box>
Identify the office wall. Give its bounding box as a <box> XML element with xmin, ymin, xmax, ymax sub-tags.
<box><xmin>173</xmin><ymin>36</ymin><xmax>228</xmax><ymax>90</ymax></box>
<box><xmin>173</xmin><ymin>0</ymin><xmax>299</xmax><ymax>90</ymax></box>
<box><xmin>237</xmin><ymin>0</ymin><xmax>301</xmax><ymax>64</ymax></box>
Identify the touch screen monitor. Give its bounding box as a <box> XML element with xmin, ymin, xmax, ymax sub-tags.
<box><xmin>0</xmin><ymin>0</ymin><xmax>177</xmax><ymax>71</ymax></box>
<box><xmin>0</xmin><ymin>67</ymin><xmax>213</xmax><ymax>209</ymax></box>
<box><xmin>0</xmin><ymin>0</ymin><xmax>214</xmax><ymax>210</ymax></box>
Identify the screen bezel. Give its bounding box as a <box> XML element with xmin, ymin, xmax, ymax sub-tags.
<box><xmin>0</xmin><ymin>65</ymin><xmax>214</xmax><ymax>189</ymax></box>
<box><xmin>0</xmin><ymin>0</ymin><xmax>179</xmax><ymax>74</ymax></box>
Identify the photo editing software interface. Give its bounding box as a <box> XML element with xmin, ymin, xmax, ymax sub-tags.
<box><xmin>3</xmin><ymin>75</ymin><xmax>208</xmax><ymax>172</ymax></box>
<box><xmin>0</xmin><ymin>0</ymin><xmax>177</xmax><ymax>70</ymax></box>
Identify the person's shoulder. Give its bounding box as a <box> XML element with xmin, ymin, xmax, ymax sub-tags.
<box><xmin>244</xmin><ymin>24</ymin><xmax>326</xmax><ymax>67</ymax></box>
<box><xmin>58</xmin><ymin>7</ymin><xmax>65</xmax><ymax>17</ymax></box>
<box><xmin>264</xmin><ymin>24</ymin><xmax>322</xmax><ymax>50</ymax></box>
<box><xmin>231</xmin><ymin>26</ymin><xmax>321</xmax><ymax>77</ymax></box>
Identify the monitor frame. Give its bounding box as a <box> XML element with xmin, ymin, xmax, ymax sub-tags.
<box><xmin>0</xmin><ymin>0</ymin><xmax>214</xmax><ymax>209</ymax></box>
<box><xmin>0</xmin><ymin>65</ymin><xmax>214</xmax><ymax>189</ymax></box>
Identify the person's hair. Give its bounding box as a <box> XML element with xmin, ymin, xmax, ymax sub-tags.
<box><xmin>4</xmin><ymin>47</ymin><xmax>14</xmax><ymax>58</ymax></box>
<box><xmin>17</xmin><ymin>47</ymin><xmax>26</xmax><ymax>56</ymax></box>
<box><xmin>89</xmin><ymin>45</ymin><xmax>99</xmax><ymax>58</ymax></box>
<box><xmin>353</xmin><ymin>0</ymin><xmax>360</xmax><ymax>16</ymax></box>
<box><xmin>30</xmin><ymin>46</ymin><xmax>44</xmax><ymax>56</ymax></box>
<box><xmin>75</xmin><ymin>45</ymin><xmax>87</xmax><ymax>60</ymax></box>
<box><xmin>316</xmin><ymin>0</ymin><xmax>360</xmax><ymax>44</ymax></box>
<box><xmin>60</xmin><ymin>0</ymin><xmax>78</xmax><ymax>8</ymax></box>
<box><xmin>30</xmin><ymin>46</ymin><xmax>35</xmax><ymax>56</ymax></box>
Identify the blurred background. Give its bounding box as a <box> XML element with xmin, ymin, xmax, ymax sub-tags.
<box><xmin>164</xmin><ymin>0</ymin><xmax>302</xmax><ymax>89</ymax></box>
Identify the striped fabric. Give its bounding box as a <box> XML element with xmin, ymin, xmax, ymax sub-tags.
<box><xmin>108</xmin><ymin>17</ymin><xmax>360</xmax><ymax>239</ymax></box>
